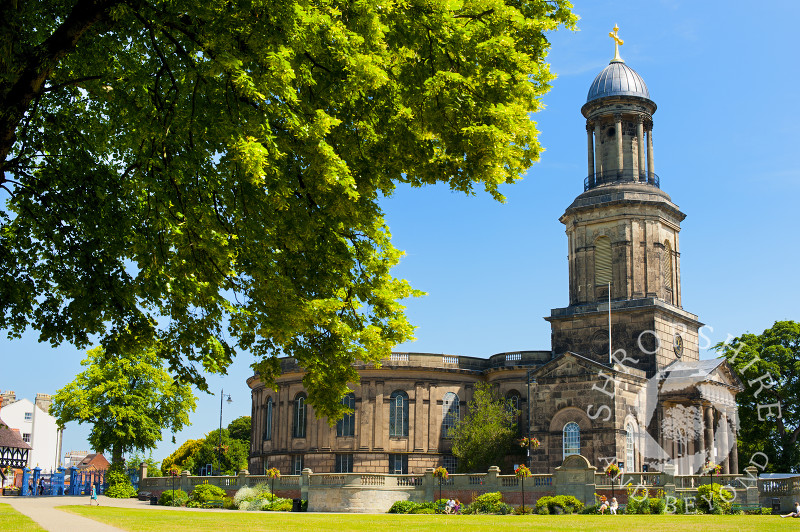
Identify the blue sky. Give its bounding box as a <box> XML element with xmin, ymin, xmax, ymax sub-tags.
<box><xmin>2</xmin><ymin>0</ymin><xmax>798</xmax><ymax>464</ymax></box>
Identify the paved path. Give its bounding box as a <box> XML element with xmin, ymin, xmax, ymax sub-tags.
<box><xmin>3</xmin><ymin>494</ymin><xmax>176</xmax><ymax>531</ymax></box>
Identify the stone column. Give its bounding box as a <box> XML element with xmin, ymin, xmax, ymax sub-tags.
<box><xmin>696</xmin><ymin>402</ymin><xmax>706</xmax><ymax>474</ymax></box>
<box><xmin>636</xmin><ymin>115</ymin><xmax>645</xmax><ymax>180</ymax></box>
<box><xmin>646</xmin><ymin>123</ymin><xmax>655</xmax><ymax>176</ymax></box>
<box><xmin>614</xmin><ymin>113</ymin><xmax>623</xmax><ymax>174</ymax></box>
<box><xmin>586</xmin><ymin>122</ymin><xmax>595</xmax><ymax>180</ymax></box>
<box><xmin>729</xmin><ymin>408</ymin><xmax>739</xmax><ymax>474</ymax></box>
<box><xmin>719</xmin><ymin>410</ymin><xmax>730</xmax><ymax>474</ymax></box>
<box><xmin>704</xmin><ymin>405</ymin><xmax>715</xmax><ymax>464</ymax></box>
<box><xmin>594</xmin><ymin>122</ymin><xmax>603</xmax><ymax>182</ymax></box>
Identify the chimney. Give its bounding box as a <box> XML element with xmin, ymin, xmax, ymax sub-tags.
<box><xmin>35</xmin><ymin>393</ymin><xmax>53</xmax><ymax>414</ymax></box>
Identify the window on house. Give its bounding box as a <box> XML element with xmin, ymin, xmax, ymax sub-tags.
<box><xmin>595</xmin><ymin>236</ymin><xmax>612</xmax><ymax>286</ymax></box>
<box><xmin>443</xmin><ymin>455</ymin><xmax>458</xmax><ymax>472</ymax></box>
<box><xmin>335</xmin><ymin>454</ymin><xmax>353</xmax><ymax>473</ymax></box>
<box><xmin>563</xmin><ymin>422</ymin><xmax>580</xmax><ymax>459</ymax></box>
<box><xmin>22</xmin><ymin>433</ymin><xmax>31</xmax><ymax>443</ymax></box>
<box><xmin>626</xmin><ymin>423</ymin><xmax>635</xmax><ymax>472</ymax></box>
<box><xmin>388</xmin><ymin>454</ymin><xmax>408</xmax><ymax>475</ymax></box>
<box><xmin>441</xmin><ymin>392</ymin><xmax>459</xmax><ymax>439</ymax></box>
<box><xmin>337</xmin><ymin>393</ymin><xmax>356</xmax><ymax>437</ymax></box>
<box><xmin>293</xmin><ymin>393</ymin><xmax>307</xmax><ymax>439</ymax></box>
<box><xmin>24</xmin><ymin>412</ymin><xmax>32</xmax><ymax>421</ymax></box>
<box><xmin>389</xmin><ymin>390</ymin><xmax>409</xmax><ymax>437</ymax></box>
<box><xmin>263</xmin><ymin>397</ymin><xmax>273</xmax><ymax>441</ymax></box>
<box><xmin>292</xmin><ymin>455</ymin><xmax>304</xmax><ymax>475</ymax></box>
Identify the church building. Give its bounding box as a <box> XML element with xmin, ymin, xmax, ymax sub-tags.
<box><xmin>247</xmin><ymin>30</ymin><xmax>743</xmax><ymax>478</ymax></box>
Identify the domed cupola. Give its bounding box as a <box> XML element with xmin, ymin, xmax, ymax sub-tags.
<box><xmin>580</xmin><ymin>25</ymin><xmax>658</xmax><ymax>192</ymax></box>
<box><xmin>586</xmin><ymin>61</ymin><xmax>651</xmax><ymax>103</ymax></box>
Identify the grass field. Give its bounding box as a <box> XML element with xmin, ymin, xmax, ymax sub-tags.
<box><xmin>0</xmin><ymin>503</ymin><xmax>46</xmax><ymax>531</ymax></box>
<box><xmin>61</xmin><ymin>506</ymin><xmax>793</xmax><ymax>532</ymax></box>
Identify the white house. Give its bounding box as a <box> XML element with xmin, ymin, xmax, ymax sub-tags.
<box><xmin>0</xmin><ymin>391</ymin><xmax>63</xmax><ymax>472</ymax></box>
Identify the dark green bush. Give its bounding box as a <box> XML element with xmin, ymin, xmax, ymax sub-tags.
<box><xmin>105</xmin><ymin>466</ymin><xmax>137</xmax><ymax>498</ymax></box>
<box><xmin>159</xmin><ymin>489</ymin><xmax>188</xmax><ymax>506</ymax></box>
<box><xmin>189</xmin><ymin>483</ymin><xmax>227</xmax><ymax>507</ymax></box>
<box><xmin>462</xmin><ymin>492</ymin><xmax>512</xmax><ymax>515</ymax></box>
<box><xmin>411</xmin><ymin>508</ymin><xmax>436</xmax><ymax>514</ymax></box>
<box><xmin>388</xmin><ymin>500</ymin><xmax>418</xmax><ymax>514</ymax></box>
<box><xmin>696</xmin><ymin>483</ymin><xmax>732</xmax><ymax>514</ymax></box>
<box><xmin>535</xmin><ymin>495</ymin><xmax>583</xmax><ymax>515</ymax></box>
<box><xmin>262</xmin><ymin>498</ymin><xmax>293</xmax><ymax>511</ymax></box>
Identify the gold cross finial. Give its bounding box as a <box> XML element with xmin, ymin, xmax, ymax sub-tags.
<box><xmin>609</xmin><ymin>24</ymin><xmax>624</xmax><ymax>62</ymax></box>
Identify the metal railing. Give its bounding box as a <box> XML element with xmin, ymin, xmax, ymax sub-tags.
<box><xmin>584</xmin><ymin>170</ymin><xmax>660</xmax><ymax>191</ymax></box>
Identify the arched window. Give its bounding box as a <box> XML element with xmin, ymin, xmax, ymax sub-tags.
<box><xmin>389</xmin><ymin>390</ymin><xmax>409</xmax><ymax>437</ymax></box>
<box><xmin>663</xmin><ymin>240</ymin><xmax>673</xmax><ymax>291</ymax></box>
<box><xmin>337</xmin><ymin>393</ymin><xmax>356</xmax><ymax>437</ymax></box>
<box><xmin>442</xmin><ymin>392</ymin><xmax>459</xmax><ymax>439</ymax></box>
<box><xmin>626</xmin><ymin>423</ymin><xmax>635</xmax><ymax>472</ymax></box>
<box><xmin>563</xmin><ymin>422</ymin><xmax>580</xmax><ymax>459</ymax></box>
<box><xmin>293</xmin><ymin>393</ymin><xmax>307</xmax><ymax>439</ymax></box>
<box><xmin>506</xmin><ymin>390</ymin><xmax>522</xmax><ymax>434</ymax></box>
<box><xmin>263</xmin><ymin>397</ymin><xmax>273</xmax><ymax>441</ymax></box>
<box><xmin>595</xmin><ymin>236</ymin><xmax>612</xmax><ymax>286</ymax></box>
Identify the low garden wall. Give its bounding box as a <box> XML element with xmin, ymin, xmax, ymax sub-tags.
<box><xmin>137</xmin><ymin>455</ymin><xmax>763</xmax><ymax>513</ymax></box>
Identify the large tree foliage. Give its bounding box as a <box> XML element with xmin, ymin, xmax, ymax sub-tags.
<box><xmin>715</xmin><ymin>320</ymin><xmax>800</xmax><ymax>472</ymax></box>
<box><xmin>450</xmin><ymin>383</ymin><xmax>519</xmax><ymax>473</ymax></box>
<box><xmin>0</xmin><ymin>0</ymin><xmax>576</xmax><ymax>420</ymax></box>
<box><xmin>227</xmin><ymin>416</ymin><xmax>251</xmax><ymax>443</ymax></box>
<box><xmin>50</xmin><ymin>345</ymin><xmax>197</xmax><ymax>465</ymax></box>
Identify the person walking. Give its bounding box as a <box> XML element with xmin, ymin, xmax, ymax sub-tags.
<box><xmin>90</xmin><ymin>484</ymin><xmax>99</xmax><ymax>506</ymax></box>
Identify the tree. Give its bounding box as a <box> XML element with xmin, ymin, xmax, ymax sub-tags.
<box><xmin>191</xmin><ymin>429</ymin><xmax>249</xmax><ymax>476</ymax></box>
<box><xmin>0</xmin><ymin>0</ymin><xmax>576</xmax><ymax>420</ymax></box>
<box><xmin>161</xmin><ymin>438</ymin><xmax>204</xmax><ymax>476</ymax></box>
<box><xmin>715</xmin><ymin>320</ymin><xmax>800</xmax><ymax>472</ymax></box>
<box><xmin>450</xmin><ymin>383</ymin><xmax>519</xmax><ymax>473</ymax></box>
<box><xmin>227</xmin><ymin>416</ymin><xmax>251</xmax><ymax>444</ymax></box>
<box><xmin>51</xmin><ymin>344</ymin><xmax>197</xmax><ymax>465</ymax></box>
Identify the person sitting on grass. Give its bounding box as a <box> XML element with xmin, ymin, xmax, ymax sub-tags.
<box><xmin>609</xmin><ymin>497</ymin><xmax>618</xmax><ymax>515</ymax></box>
<box><xmin>781</xmin><ymin>502</ymin><xmax>800</xmax><ymax>517</ymax></box>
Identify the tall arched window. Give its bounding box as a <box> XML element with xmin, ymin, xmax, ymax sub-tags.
<box><xmin>506</xmin><ymin>390</ymin><xmax>522</xmax><ymax>434</ymax></box>
<box><xmin>293</xmin><ymin>393</ymin><xmax>307</xmax><ymax>439</ymax></box>
<box><xmin>563</xmin><ymin>422</ymin><xmax>580</xmax><ymax>459</ymax></box>
<box><xmin>442</xmin><ymin>392</ymin><xmax>459</xmax><ymax>439</ymax></box>
<box><xmin>389</xmin><ymin>390</ymin><xmax>409</xmax><ymax>437</ymax></box>
<box><xmin>663</xmin><ymin>240</ymin><xmax>673</xmax><ymax>291</ymax></box>
<box><xmin>263</xmin><ymin>397</ymin><xmax>273</xmax><ymax>441</ymax></box>
<box><xmin>595</xmin><ymin>236</ymin><xmax>612</xmax><ymax>286</ymax></box>
<box><xmin>626</xmin><ymin>423</ymin><xmax>635</xmax><ymax>472</ymax></box>
<box><xmin>337</xmin><ymin>393</ymin><xmax>356</xmax><ymax>437</ymax></box>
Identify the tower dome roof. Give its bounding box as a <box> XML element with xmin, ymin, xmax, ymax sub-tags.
<box><xmin>586</xmin><ymin>60</ymin><xmax>650</xmax><ymax>103</ymax></box>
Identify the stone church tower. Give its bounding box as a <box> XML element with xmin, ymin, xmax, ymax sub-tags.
<box><xmin>248</xmin><ymin>29</ymin><xmax>744</xmax><ymax>480</ymax></box>
<box><xmin>546</xmin><ymin>36</ymin><xmax>701</xmax><ymax>378</ymax></box>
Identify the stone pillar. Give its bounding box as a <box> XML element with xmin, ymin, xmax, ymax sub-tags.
<box><xmin>696</xmin><ymin>403</ymin><xmax>706</xmax><ymax>474</ymax></box>
<box><xmin>704</xmin><ymin>405</ymin><xmax>715</xmax><ymax>464</ymax></box>
<box><xmin>486</xmin><ymin>465</ymin><xmax>501</xmax><ymax>492</ymax></box>
<box><xmin>301</xmin><ymin>468</ymin><xmax>311</xmax><ymax>500</ymax></box>
<box><xmin>646</xmin><ymin>124</ymin><xmax>655</xmax><ymax>176</ymax></box>
<box><xmin>744</xmin><ymin>466</ymin><xmax>760</xmax><ymax>505</ymax></box>
<box><xmin>238</xmin><ymin>469</ymin><xmax>249</xmax><ymax>489</ymax></box>
<box><xmin>614</xmin><ymin>113</ymin><xmax>623</xmax><ymax>173</ymax></box>
<box><xmin>636</xmin><ymin>115</ymin><xmax>645</xmax><ymax>179</ymax></box>
<box><xmin>729</xmin><ymin>407</ymin><xmax>739</xmax><ymax>474</ymax></box>
<box><xmin>423</xmin><ymin>468</ymin><xmax>435</xmax><ymax>502</ymax></box>
<box><xmin>720</xmin><ymin>411</ymin><xmax>730</xmax><ymax>474</ymax></box>
<box><xmin>180</xmin><ymin>469</ymin><xmax>190</xmax><ymax>494</ymax></box>
<box><xmin>594</xmin><ymin>122</ymin><xmax>603</xmax><ymax>182</ymax></box>
<box><xmin>139</xmin><ymin>462</ymin><xmax>148</xmax><ymax>481</ymax></box>
<box><xmin>662</xmin><ymin>463</ymin><xmax>676</xmax><ymax>500</ymax></box>
<box><xmin>586</xmin><ymin>122</ymin><xmax>595</xmax><ymax>179</ymax></box>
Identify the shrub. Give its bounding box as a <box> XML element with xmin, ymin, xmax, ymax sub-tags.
<box><xmin>104</xmin><ymin>466</ymin><xmax>137</xmax><ymax>498</ymax></box>
<box><xmin>581</xmin><ymin>504</ymin><xmax>599</xmax><ymax>514</ymax></box>
<box><xmin>697</xmin><ymin>483</ymin><xmax>733</xmax><ymax>514</ymax></box>
<box><xmin>189</xmin><ymin>483</ymin><xmax>227</xmax><ymax>507</ymax></box>
<box><xmin>159</xmin><ymin>489</ymin><xmax>188</xmax><ymax>506</ymax></box>
<box><xmin>262</xmin><ymin>497</ymin><xmax>293</xmax><ymax>511</ymax></box>
<box><xmin>233</xmin><ymin>483</ymin><xmax>273</xmax><ymax>511</ymax></box>
<box><xmin>515</xmin><ymin>505</ymin><xmax>535</xmax><ymax>514</ymax></box>
<box><xmin>388</xmin><ymin>500</ymin><xmax>418</xmax><ymax>514</ymax></box>
<box><xmin>463</xmin><ymin>492</ymin><xmax>512</xmax><ymax>515</ymax></box>
<box><xmin>535</xmin><ymin>495</ymin><xmax>583</xmax><ymax>515</ymax></box>
<box><xmin>648</xmin><ymin>497</ymin><xmax>665</xmax><ymax>514</ymax></box>
<box><xmin>411</xmin><ymin>508</ymin><xmax>436</xmax><ymax>514</ymax></box>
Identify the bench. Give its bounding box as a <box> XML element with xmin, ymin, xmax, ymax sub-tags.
<box><xmin>203</xmin><ymin>498</ymin><xmax>225</xmax><ymax>509</ymax></box>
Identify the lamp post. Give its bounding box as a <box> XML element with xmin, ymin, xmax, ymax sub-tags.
<box><xmin>526</xmin><ymin>370</ymin><xmax>537</xmax><ymax>468</ymax></box>
<box><xmin>218</xmin><ymin>389</ymin><xmax>232</xmax><ymax>474</ymax></box>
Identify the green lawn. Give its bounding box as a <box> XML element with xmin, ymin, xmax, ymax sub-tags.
<box><xmin>0</xmin><ymin>503</ymin><xmax>46</xmax><ymax>531</ymax></box>
<box><xmin>60</xmin><ymin>506</ymin><xmax>791</xmax><ymax>532</ymax></box>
